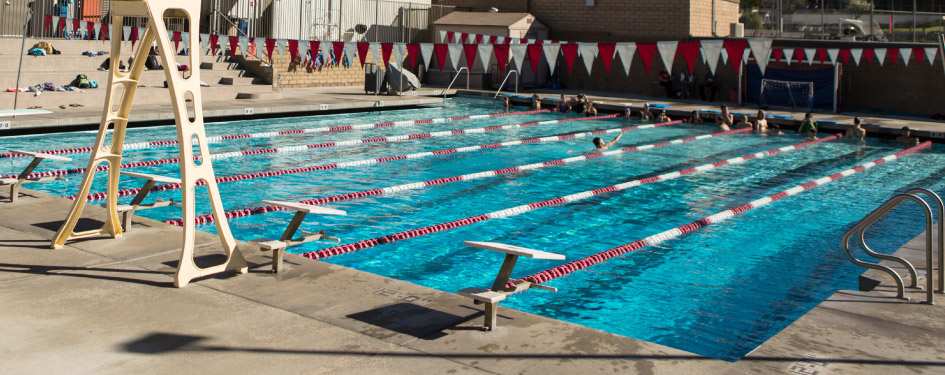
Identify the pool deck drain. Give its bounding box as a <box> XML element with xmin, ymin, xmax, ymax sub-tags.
<box><xmin>1</xmin><ymin>190</ymin><xmax>944</xmax><ymax>374</ymax></box>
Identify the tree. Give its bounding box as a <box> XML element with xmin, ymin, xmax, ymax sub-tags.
<box><xmin>741</xmin><ymin>11</ymin><xmax>764</xmax><ymax>29</ymax></box>
<box><xmin>847</xmin><ymin>0</ymin><xmax>871</xmax><ymax>20</ymax></box>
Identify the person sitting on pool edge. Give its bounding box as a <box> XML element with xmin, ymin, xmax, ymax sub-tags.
<box><xmin>896</xmin><ymin>126</ymin><xmax>920</xmax><ymax>145</ymax></box>
<box><xmin>558</xmin><ymin>94</ymin><xmax>570</xmax><ymax>113</ymax></box>
<box><xmin>657</xmin><ymin>110</ymin><xmax>670</xmax><ymax>123</ymax></box>
<box><xmin>592</xmin><ymin>131</ymin><xmax>627</xmax><ymax>150</ymax></box>
<box><xmin>531</xmin><ymin>94</ymin><xmax>541</xmax><ymax>110</ymax></box>
<box><xmin>798</xmin><ymin>113</ymin><xmax>818</xmax><ymax>138</ymax></box>
<box><xmin>845</xmin><ymin>117</ymin><xmax>867</xmax><ymax>140</ymax></box>
<box><xmin>734</xmin><ymin>115</ymin><xmax>752</xmax><ymax>129</ymax></box>
<box><xmin>753</xmin><ymin>110</ymin><xmax>768</xmax><ymax>133</ymax></box>
<box><xmin>585</xmin><ymin>102</ymin><xmax>598</xmax><ymax>117</ymax></box>
<box><xmin>688</xmin><ymin>110</ymin><xmax>704</xmax><ymax>125</ymax></box>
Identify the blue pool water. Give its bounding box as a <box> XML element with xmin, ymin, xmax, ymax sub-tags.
<box><xmin>3</xmin><ymin>98</ymin><xmax>942</xmax><ymax>361</ymax></box>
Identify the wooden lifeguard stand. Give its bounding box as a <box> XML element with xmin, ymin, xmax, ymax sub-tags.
<box><xmin>50</xmin><ymin>0</ymin><xmax>248</xmax><ymax>287</ymax></box>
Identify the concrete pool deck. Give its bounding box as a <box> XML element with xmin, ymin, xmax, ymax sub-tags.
<box><xmin>1</xmin><ymin>189</ymin><xmax>944</xmax><ymax>374</ymax></box>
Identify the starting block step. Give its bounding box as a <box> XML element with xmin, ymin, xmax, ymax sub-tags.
<box><xmin>463</xmin><ymin>241</ymin><xmax>566</xmax><ymax>260</ymax></box>
<box><xmin>263</xmin><ymin>200</ymin><xmax>347</xmax><ymax>216</ymax></box>
<box><xmin>120</xmin><ymin>171</ymin><xmax>182</xmax><ymax>184</ymax></box>
<box><xmin>458</xmin><ymin>287</ymin><xmax>507</xmax><ymax>304</ymax></box>
<box><xmin>7</xmin><ymin>149</ymin><xmax>72</xmax><ymax>162</ymax></box>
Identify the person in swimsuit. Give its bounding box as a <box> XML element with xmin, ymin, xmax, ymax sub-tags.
<box><xmin>657</xmin><ymin>110</ymin><xmax>670</xmax><ymax>123</ymax></box>
<box><xmin>895</xmin><ymin>126</ymin><xmax>920</xmax><ymax>145</ymax></box>
<box><xmin>767</xmin><ymin>124</ymin><xmax>784</xmax><ymax>135</ymax></box>
<box><xmin>585</xmin><ymin>102</ymin><xmax>598</xmax><ymax>117</ymax></box>
<box><xmin>798</xmin><ymin>113</ymin><xmax>817</xmax><ymax>138</ymax></box>
<box><xmin>715</xmin><ymin>105</ymin><xmax>733</xmax><ymax>127</ymax></box>
<box><xmin>754</xmin><ymin>110</ymin><xmax>768</xmax><ymax>133</ymax></box>
<box><xmin>734</xmin><ymin>115</ymin><xmax>752</xmax><ymax>129</ymax></box>
<box><xmin>688</xmin><ymin>110</ymin><xmax>704</xmax><ymax>125</ymax></box>
<box><xmin>531</xmin><ymin>94</ymin><xmax>541</xmax><ymax>110</ymax></box>
<box><xmin>502</xmin><ymin>96</ymin><xmax>511</xmax><ymax>111</ymax></box>
<box><xmin>592</xmin><ymin>131</ymin><xmax>627</xmax><ymax>150</ymax></box>
<box><xmin>845</xmin><ymin>117</ymin><xmax>867</xmax><ymax>140</ymax></box>
<box><xmin>558</xmin><ymin>94</ymin><xmax>570</xmax><ymax>113</ymax></box>
<box><xmin>640</xmin><ymin>103</ymin><xmax>653</xmax><ymax>122</ymax></box>
<box><xmin>620</xmin><ymin>107</ymin><xmax>632</xmax><ymax>119</ymax></box>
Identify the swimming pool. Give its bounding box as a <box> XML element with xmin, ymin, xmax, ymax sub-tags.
<box><xmin>2</xmin><ymin>98</ymin><xmax>942</xmax><ymax>361</ymax></box>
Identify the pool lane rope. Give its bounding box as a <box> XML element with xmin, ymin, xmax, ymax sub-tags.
<box><xmin>296</xmin><ymin>134</ymin><xmax>845</xmax><ymax>261</ymax></box>
<box><xmin>163</xmin><ymin>127</ymin><xmax>752</xmax><ymax>226</ymax></box>
<box><xmin>68</xmin><ymin>119</ymin><xmax>685</xmax><ymax>201</ymax></box>
<box><xmin>0</xmin><ymin>109</ymin><xmax>553</xmax><ymax>159</ymax></box>
<box><xmin>516</xmin><ymin>141</ymin><xmax>932</xmax><ymax>286</ymax></box>
<box><xmin>13</xmin><ymin>114</ymin><xmax>619</xmax><ymax>181</ymax></box>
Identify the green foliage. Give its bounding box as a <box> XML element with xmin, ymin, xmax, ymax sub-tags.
<box><xmin>740</xmin><ymin>11</ymin><xmax>764</xmax><ymax>29</ymax></box>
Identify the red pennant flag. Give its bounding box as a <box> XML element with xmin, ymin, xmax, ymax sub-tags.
<box><xmin>816</xmin><ymin>49</ymin><xmax>828</xmax><ymax>65</ymax></box>
<box><xmin>446</xmin><ymin>31</ymin><xmax>455</xmax><ymax>43</ymax></box>
<box><xmin>265</xmin><ymin>39</ymin><xmax>276</xmax><ymax>61</ymax></box>
<box><xmin>493</xmin><ymin>43</ymin><xmax>510</xmax><ymax>72</ymax></box>
<box><xmin>463</xmin><ymin>43</ymin><xmax>478</xmax><ymax>69</ymax></box>
<box><xmin>772</xmin><ymin>49</ymin><xmax>784</xmax><ymax>64</ymax></box>
<box><xmin>475</xmin><ymin>34</ymin><xmax>483</xmax><ymax>44</ymax></box>
<box><xmin>230</xmin><ymin>36</ymin><xmax>239</xmax><ymax>56</ymax></box>
<box><xmin>357</xmin><ymin>42</ymin><xmax>369</xmax><ymax>66</ymax></box>
<box><xmin>839</xmin><ymin>49</ymin><xmax>851</xmax><ymax>64</ymax></box>
<box><xmin>678</xmin><ymin>41</ymin><xmax>700</xmax><ymax>74</ymax></box>
<box><xmin>534</xmin><ymin>40</ymin><xmax>543</xmax><ymax>44</ymax></box>
<box><xmin>526</xmin><ymin>44</ymin><xmax>542</xmax><ymax>73</ymax></box>
<box><xmin>73</xmin><ymin>19</ymin><xmax>81</xmax><ymax>36</ymax></box>
<box><xmin>914</xmin><ymin>48</ymin><xmax>926</xmax><ymax>65</ymax></box>
<box><xmin>102</xmin><ymin>22</ymin><xmax>109</xmax><ymax>40</ymax></box>
<box><xmin>173</xmin><ymin>32</ymin><xmax>181</xmax><ymax>51</ymax></box>
<box><xmin>44</xmin><ymin>15</ymin><xmax>52</xmax><ymax>32</ymax></box>
<box><xmin>888</xmin><ymin>48</ymin><xmax>899</xmax><ymax>65</ymax></box>
<box><xmin>434</xmin><ymin>43</ymin><xmax>448</xmax><ymax>71</ymax></box>
<box><xmin>380</xmin><ymin>42</ymin><xmax>393</xmax><ymax>67</ymax></box>
<box><xmin>333</xmin><ymin>42</ymin><xmax>345</xmax><ymax>65</ymax></box>
<box><xmin>57</xmin><ymin>17</ymin><xmax>66</xmax><ymax>35</ymax></box>
<box><xmin>520</xmin><ymin>38</ymin><xmax>528</xmax><ymax>44</ymax></box>
<box><xmin>310</xmin><ymin>41</ymin><xmax>320</xmax><ymax>61</ymax></box>
<box><xmin>793</xmin><ymin>49</ymin><xmax>805</xmax><ymax>65</ymax></box>
<box><xmin>863</xmin><ymin>48</ymin><xmax>874</xmax><ymax>65</ymax></box>
<box><xmin>560</xmin><ymin>43</ymin><xmax>579</xmax><ymax>74</ymax></box>
<box><xmin>489</xmin><ymin>36</ymin><xmax>498</xmax><ymax>44</ymax></box>
<box><xmin>723</xmin><ymin>39</ymin><xmax>747</xmax><ymax>74</ymax></box>
<box><xmin>249</xmin><ymin>38</ymin><xmax>256</xmax><ymax>56</ymax></box>
<box><xmin>597</xmin><ymin>43</ymin><xmax>616</xmax><ymax>74</ymax></box>
<box><xmin>552</xmin><ymin>40</ymin><xmax>559</xmax><ymax>44</ymax></box>
<box><xmin>460</xmin><ymin>33</ymin><xmax>468</xmax><ymax>44</ymax></box>
<box><xmin>288</xmin><ymin>39</ymin><xmax>299</xmax><ymax>60</ymax></box>
<box><xmin>637</xmin><ymin>42</ymin><xmax>657</xmax><ymax>73</ymax></box>
<box><xmin>406</xmin><ymin>43</ymin><xmax>421</xmax><ymax>68</ymax></box>
<box><xmin>210</xmin><ymin>34</ymin><xmax>219</xmax><ymax>55</ymax></box>
<box><xmin>130</xmin><ymin>27</ymin><xmax>139</xmax><ymax>48</ymax></box>
<box><xmin>87</xmin><ymin>21</ymin><xmax>96</xmax><ymax>40</ymax></box>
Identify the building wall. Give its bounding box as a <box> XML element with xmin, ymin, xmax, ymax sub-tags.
<box><xmin>690</xmin><ymin>0</ymin><xmax>740</xmax><ymax>37</ymax></box>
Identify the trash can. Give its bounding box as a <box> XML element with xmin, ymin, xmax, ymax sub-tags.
<box><xmin>364</xmin><ymin>63</ymin><xmax>386</xmax><ymax>94</ymax></box>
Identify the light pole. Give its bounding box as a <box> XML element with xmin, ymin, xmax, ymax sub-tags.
<box><xmin>13</xmin><ymin>1</ymin><xmax>33</xmax><ymax>112</ymax></box>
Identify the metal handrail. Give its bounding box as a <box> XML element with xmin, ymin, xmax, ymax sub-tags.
<box><xmin>443</xmin><ymin>67</ymin><xmax>469</xmax><ymax>100</ymax></box>
<box><xmin>842</xmin><ymin>193</ymin><xmax>935</xmax><ymax>303</ymax></box>
<box><xmin>212</xmin><ymin>9</ymin><xmax>249</xmax><ymax>38</ymax></box>
<box><xmin>492</xmin><ymin>70</ymin><xmax>520</xmax><ymax>104</ymax></box>
<box><xmin>905</xmin><ymin>188</ymin><xmax>945</xmax><ymax>294</ymax></box>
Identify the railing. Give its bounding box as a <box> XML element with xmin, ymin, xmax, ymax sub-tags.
<box><xmin>492</xmin><ymin>70</ymin><xmax>520</xmax><ymax>104</ymax></box>
<box><xmin>443</xmin><ymin>67</ymin><xmax>469</xmax><ymax>100</ymax></box>
<box><xmin>842</xmin><ymin>188</ymin><xmax>945</xmax><ymax>304</ymax></box>
<box><xmin>211</xmin><ymin>9</ymin><xmax>248</xmax><ymax>38</ymax></box>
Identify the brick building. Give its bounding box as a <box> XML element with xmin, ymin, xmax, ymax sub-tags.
<box><xmin>434</xmin><ymin>0</ymin><xmax>741</xmax><ymax>41</ymax></box>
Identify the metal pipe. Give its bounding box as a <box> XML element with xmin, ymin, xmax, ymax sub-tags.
<box><xmin>821</xmin><ymin>0</ymin><xmax>825</xmax><ymax>40</ymax></box>
<box><xmin>870</xmin><ymin>0</ymin><xmax>874</xmax><ymax>40</ymax></box>
<box><xmin>906</xmin><ymin>188</ymin><xmax>945</xmax><ymax>294</ymax></box>
<box><xmin>13</xmin><ymin>2</ymin><xmax>32</xmax><ymax>113</ymax></box>
<box><xmin>443</xmin><ymin>66</ymin><xmax>469</xmax><ymax>99</ymax></box>
<box><xmin>914</xmin><ymin>0</ymin><xmax>918</xmax><ymax>42</ymax></box>
<box><xmin>711</xmin><ymin>0</ymin><xmax>716</xmax><ymax>36</ymax></box>
<box><xmin>778</xmin><ymin>0</ymin><xmax>783</xmax><ymax>35</ymax></box>
<box><xmin>492</xmin><ymin>70</ymin><xmax>520</xmax><ymax>103</ymax></box>
<box><xmin>374</xmin><ymin>0</ymin><xmax>378</xmax><ymax>42</ymax></box>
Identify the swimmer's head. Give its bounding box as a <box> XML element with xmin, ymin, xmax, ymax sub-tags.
<box><xmin>902</xmin><ymin>126</ymin><xmax>911</xmax><ymax>135</ymax></box>
<box><xmin>757</xmin><ymin>110</ymin><xmax>766</xmax><ymax>118</ymax></box>
<box><xmin>854</xmin><ymin>117</ymin><xmax>861</xmax><ymax>125</ymax></box>
<box><xmin>623</xmin><ymin>108</ymin><xmax>631</xmax><ymax>116</ymax></box>
<box><xmin>805</xmin><ymin>112</ymin><xmax>812</xmax><ymax>119</ymax></box>
<box><xmin>592</xmin><ymin>137</ymin><xmax>604</xmax><ymax>147</ymax></box>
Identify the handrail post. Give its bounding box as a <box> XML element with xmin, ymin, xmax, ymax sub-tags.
<box><xmin>906</xmin><ymin>188</ymin><xmax>945</xmax><ymax>294</ymax></box>
<box><xmin>491</xmin><ymin>70</ymin><xmax>520</xmax><ymax>104</ymax></box>
<box><xmin>443</xmin><ymin>67</ymin><xmax>469</xmax><ymax>100</ymax></box>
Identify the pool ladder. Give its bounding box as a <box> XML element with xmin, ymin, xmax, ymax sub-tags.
<box><xmin>842</xmin><ymin>188</ymin><xmax>945</xmax><ymax>304</ymax></box>
<box><xmin>492</xmin><ymin>70</ymin><xmax>520</xmax><ymax>106</ymax></box>
<box><xmin>443</xmin><ymin>67</ymin><xmax>469</xmax><ymax>100</ymax></box>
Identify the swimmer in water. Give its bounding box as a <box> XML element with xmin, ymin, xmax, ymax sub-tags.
<box><xmin>592</xmin><ymin>131</ymin><xmax>627</xmax><ymax>150</ymax></box>
<box><xmin>895</xmin><ymin>126</ymin><xmax>920</xmax><ymax>145</ymax></box>
<box><xmin>845</xmin><ymin>117</ymin><xmax>866</xmax><ymax>140</ymax></box>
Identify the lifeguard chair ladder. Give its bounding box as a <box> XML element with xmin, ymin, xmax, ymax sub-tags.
<box><xmin>50</xmin><ymin>0</ymin><xmax>248</xmax><ymax>287</ymax></box>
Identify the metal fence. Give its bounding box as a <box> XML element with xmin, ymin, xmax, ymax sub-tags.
<box><xmin>9</xmin><ymin>0</ymin><xmax>453</xmax><ymax>43</ymax></box>
<box><xmin>753</xmin><ymin>1</ymin><xmax>945</xmax><ymax>43</ymax></box>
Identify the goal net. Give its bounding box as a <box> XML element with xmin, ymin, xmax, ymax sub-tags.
<box><xmin>759</xmin><ymin>79</ymin><xmax>815</xmax><ymax>112</ymax></box>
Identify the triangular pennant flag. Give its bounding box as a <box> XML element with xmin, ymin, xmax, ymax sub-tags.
<box><xmin>816</xmin><ymin>49</ymin><xmax>827</xmax><ymax>65</ymax></box>
<box><xmin>838</xmin><ymin>49</ymin><xmax>850</xmax><ymax>64</ymax></box>
<box><xmin>265</xmin><ymin>39</ymin><xmax>276</xmax><ymax>61</ymax></box>
<box><xmin>678</xmin><ymin>41</ymin><xmax>700</xmax><ymax>74</ymax></box>
<box><xmin>804</xmin><ymin>48</ymin><xmax>816</xmax><ymax>65</ymax></box>
<box><xmin>298</xmin><ymin>40</ymin><xmax>310</xmax><ymax>61</ymax></box>
<box><xmin>229</xmin><ymin>36</ymin><xmax>239</xmax><ymax>57</ymax></box>
<box><xmin>888</xmin><ymin>48</ymin><xmax>900</xmax><ymax>65</ymax></box>
<box><xmin>793</xmin><ymin>49</ymin><xmax>805</xmax><ymax>65</ymax></box>
<box><xmin>419</xmin><ymin>43</ymin><xmax>434</xmax><ymax>69</ymax></box>
<box><xmin>721</xmin><ymin>48</ymin><xmax>729</xmax><ymax>65</ymax></box>
<box><xmin>130</xmin><ymin>27</ymin><xmax>139</xmax><ymax>48</ymax></box>
<box><xmin>86</xmin><ymin>21</ymin><xmax>95</xmax><ymax>40</ymax></box>
<box><xmin>899</xmin><ymin>48</ymin><xmax>912</xmax><ymax>66</ymax></box>
<box><xmin>656</xmin><ymin>41</ymin><xmax>678</xmax><ymax>72</ymax></box>
<box><xmin>772</xmin><ymin>48</ymin><xmax>784</xmax><ymax>64</ymax></box>
<box><xmin>542</xmin><ymin>44</ymin><xmax>560</xmax><ymax>72</ymax></box>
<box><xmin>201</xmin><ymin>33</ymin><xmax>210</xmax><ymax>53</ymax></box>
<box><xmin>344</xmin><ymin>41</ymin><xmax>357</xmax><ymax>64</ymax></box>
<box><xmin>615</xmin><ymin>43</ymin><xmax>636</xmax><ymax>76</ymax></box>
<box><xmin>462</xmin><ymin>43</ymin><xmax>478</xmax><ymax>69</ymax></box>
<box><xmin>874</xmin><ymin>48</ymin><xmax>886</xmax><ymax>66</ymax></box>
<box><xmin>238</xmin><ymin>37</ymin><xmax>249</xmax><ymax>57</ymax></box>
<box><xmin>701</xmin><ymin>40</ymin><xmax>723</xmax><ymax>74</ymax></box>
<box><xmin>208</xmin><ymin>34</ymin><xmax>218</xmax><ymax>54</ymax></box>
<box><xmin>173</xmin><ymin>32</ymin><xmax>182</xmax><ymax>50</ymax></box>
<box><xmin>475</xmin><ymin>34</ymin><xmax>483</xmax><ymax>44</ymax></box>
<box><xmin>560</xmin><ymin>43</ymin><xmax>579</xmax><ymax>74</ymax></box>
<box><xmin>827</xmin><ymin>49</ymin><xmax>839</xmax><ymax>65</ymax></box>
<box><xmin>912</xmin><ymin>47</ymin><xmax>925</xmax><ymax>65</ymax></box>
<box><xmin>392</xmin><ymin>43</ymin><xmax>407</xmax><ymax>67</ymax></box>
<box><xmin>850</xmin><ymin>48</ymin><xmax>863</xmax><ymax>66</ymax></box>
<box><xmin>477</xmin><ymin>44</ymin><xmax>493</xmax><ymax>71</ymax></box>
<box><xmin>288</xmin><ymin>40</ymin><xmax>299</xmax><ymax>60</ymax></box>
<box><xmin>44</xmin><ymin>15</ymin><xmax>51</xmax><ymax>33</ymax></box>
<box><xmin>181</xmin><ymin>32</ymin><xmax>191</xmax><ymax>50</ymax></box>
<box><xmin>333</xmin><ymin>42</ymin><xmax>345</xmax><ymax>65</ymax></box>
<box><xmin>747</xmin><ymin>39</ymin><xmax>773</xmax><ymax>74</ymax></box>
<box><xmin>370</xmin><ymin>42</ymin><xmax>382</xmax><ymax>67</ymax></box>
<box><xmin>381</xmin><ymin>42</ymin><xmax>395</xmax><ymax>67</ymax></box>
<box><xmin>460</xmin><ymin>33</ymin><xmax>469</xmax><ymax>44</ymax></box>
<box><xmin>446</xmin><ymin>31</ymin><xmax>455</xmax><ymax>43</ymax></box>
<box><xmin>94</xmin><ymin>22</ymin><xmax>102</xmax><ymax>40</ymax></box>
<box><xmin>357</xmin><ymin>42</ymin><xmax>369</xmax><ymax>66</ymax></box>
<box><xmin>277</xmin><ymin>39</ymin><xmax>288</xmax><ymax>60</ymax></box>
<box><xmin>597</xmin><ymin>43</ymin><xmax>616</xmax><ymax>74</ymax></box>
<box><xmin>577</xmin><ymin>42</ymin><xmax>599</xmax><ymax>74</ymax></box>
<box><xmin>439</xmin><ymin>30</ymin><xmax>447</xmax><ymax>43</ymax></box>
<box><xmin>489</xmin><ymin>36</ymin><xmax>498</xmax><ymax>44</ymax></box>
<box><xmin>72</xmin><ymin>20</ymin><xmax>80</xmax><ymax>36</ymax></box>
<box><xmin>406</xmin><ymin>43</ymin><xmax>420</xmax><ymax>69</ymax></box>
<box><xmin>52</xmin><ymin>16</ymin><xmax>60</xmax><ymax>33</ymax></box>
<box><xmin>925</xmin><ymin>47</ymin><xmax>938</xmax><ymax>66</ymax></box>
<box><xmin>636</xmin><ymin>42</ymin><xmax>657</xmax><ymax>73</ymax></box>
<box><xmin>447</xmin><ymin>43</ymin><xmax>463</xmax><ymax>70</ymax></box>
<box><xmin>493</xmin><ymin>43</ymin><xmax>510</xmax><ymax>72</ymax></box>
<box><xmin>525</xmin><ymin>44</ymin><xmax>541</xmax><ymax>73</ymax></box>
<box><xmin>434</xmin><ymin>44</ymin><xmax>448</xmax><ymax>71</ymax></box>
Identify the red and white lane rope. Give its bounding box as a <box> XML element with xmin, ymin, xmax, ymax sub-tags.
<box><xmin>69</xmin><ymin>119</ymin><xmax>684</xmax><ymax>201</ymax></box>
<box><xmin>164</xmin><ymin>127</ymin><xmax>750</xmax><ymax>226</ymax></box>
<box><xmin>0</xmin><ymin>109</ymin><xmax>553</xmax><ymax>159</ymax></box>
<box><xmin>297</xmin><ymin>134</ymin><xmax>843</xmax><ymax>261</ymax></box>
<box><xmin>15</xmin><ymin>114</ymin><xmax>619</xmax><ymax>181</ymax></box>
<box><xmin>516</xmin><ymin>141</ymin><xmax>932</xmax><ymax>286</ymax></box>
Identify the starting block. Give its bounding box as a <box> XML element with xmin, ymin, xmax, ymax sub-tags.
<box><xmin>457</xmin><ymin>241</ymin><xmax>564</xmax><ymax>331</ymax></box>
<box><xmin>1</xmin><ymin>149</ymin><xmax>71</xmax><ymax>203</ymax></box>
<box><xmin>114</xmin><ymin>171</ymin><xmax>182</xmax><ymax>231</ymax></box>
<box><xmin>250</xmin><ymin>200</ymin><xmax>345</xmax><ymax>273</ymax></box>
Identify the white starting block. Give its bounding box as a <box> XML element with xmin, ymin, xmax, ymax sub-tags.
<box><xmin>114</xmin><ymin>171</ymin><xmax>182</xmax><ymax>231</ymax></box>
<box><xmin>457</xmin><ymin>241</ymin><xmax>565</xmax><ymax>331</ymax></box>
<box><xmin>250</xmin><ymin>200</ymin><xmax>345</xmax><ymax>273</ymax></box>
<box><xmin>1</xmin><ymin>149</ymin><xmax>71</xmax><ymax>203</ymax></box>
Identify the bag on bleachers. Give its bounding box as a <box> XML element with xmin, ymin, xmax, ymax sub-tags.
<box><xmin>75</xmin><ymin>74</ymin><xmax>91</xmax><ymax>89</ymax></box>
<box><xmin>34</xmin><ymin>41</ymin><xmax>54</xmax><ymax>54</ymax></box>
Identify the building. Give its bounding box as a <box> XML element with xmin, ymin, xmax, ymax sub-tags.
<box><xmin>434</xmin><ymin>0</ymin><xmax>741</xmax><ymax>41</ymax></box>
<box><xmin>431</xmin><ymin>12</ymin><xmax>549</xmax><ymax>40</ymax></box>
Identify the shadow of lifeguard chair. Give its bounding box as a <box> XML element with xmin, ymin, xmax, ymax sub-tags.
<box><xmin>50</xmin><ymin>0</ymin><xmax>248</xmax><ymax>287</ymax></box>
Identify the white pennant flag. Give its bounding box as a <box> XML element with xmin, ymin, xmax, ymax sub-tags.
<box><xmin>577</xmin><ymin>42</ymin><xmax>599</xmax><ymax>74</ymax></box>
<box><xmin>93</xmin><ymin>22</ymin><xmax>102</xmax><ymax>40</ymax></box>
<box><xmin>79</xmin><ymin>21</ymin><xmax>87</xmax><ymax>37</ymax></box>
<box><xmin>393</xmin><ymin>43</ymin><xmax>407</xmax><ymax>65</ymax></box>
<box><xmin>344</xmin><ymin>41</ymin><xmax>357</xmax><ymax>64</ymax></box>
<box><xmin>419</xmin><ymin>43</ymin><xmax>435</xmax><ymax>69</ymax></box>
<box><xmin>447</xmin><ymin>43</ymin><xmax>463</xmax><ymax>70</ymax></box>
<box><xmin>123</xmin><ymin>26</ymin><xmax>132</xmax><ymax>42</ymax></box>
<box><xmin>299</xmin><ymin>40</ymin><xmax>310</xmax><ymax>60</ymax></box>
<box><xmin>747</xmin><ymin>39</ymin><xmax>773</xmax><ymax>74</ymax></box>
<box><xmin>277</xmin><ymin>39</ymin><xmax>288</xmax><ymax>60</ymax></box>
<box><xmin>320</xmin><ymin>40</ymin><xmax>332</xmax><ymax>60</ymax></box>
<box><xmin>254</xmin><ymin>37</ymin><xmax>266</xmax><ymax>58</ymax></box>
<box><xmin>239</xmin><ymin>37</ymin><xmax>249</xmax><ymax>57</ymax></box>
<box><xmin>510</xmin><ymin>44</ymin><xmax>528</xmax><ymax>72</ymax></box>
<box><xmin>615</xmin><ymin>42</ymin><xmax>636</xmax><ymax>76</ymax></box>
<box><xmin>542</xmin><ymin>44</ymin><xmax>561</xmax><ymax>72</ymax></box>
<box><xmin>497</xmin><ymin>37</ymin><xmax>506</xmax><ymax>44</ymax></box>
<box><xmin>477</xmin><ymin>44</ymin><xmax>493</xmax><ymax>71</ymax></box>
<box><xmin>369</xmin><ymin>42</ymin><xmax>381</xmax><ymax>66</ymax></box>
<box><xmin>439</xmin><ymin>30</ymin><xmax>447</xmax><ymax>43</ymax></box>
<box><xmin>702</xmin><ymin>40</ymin><xmax>723</xmax><ymax>74</ymax></box>
<box><xmin>899</xmin><ymin>48</ymin><xmax>912</xmax><ymax>66</ymax></box>
<box><xmin>181</xmin><ymin>32</ymin><xmax>191</xmax><ymax>50</ymax></box>
<box><xmin>52</xmin><ymin>16</ymin><xmax>59</xmax><ymax>32</ymax></box>
<box><xmin>721</xmin><ymin>49</ymin><xmax>729</xmax><ymax>65</ymax></box>
<box><xmin>137</xmin><ymin>27</ymin><xmax>145</xmax><ymax>43</ymax></box>
<box><xmin>827</xmin><ymin>48</ymin><xmax>839</xmax><ymax>65</ymax></box>
<box><xmin>850</xmin><ymin>48</ymin><xmax>863</xmax><ymax>66</ymax></box>
<box><xmin>467</xmin><ymin>34</ymin><xmax>476</xmax><ymax>44</ymax></box>
<box><xmin>875</xmin><ymin>48</ymin><xmax>887</xmax><ymax>66</ymax></box>
<box><xmin>656</xmin><ymin>41</ymin><xmax>678</xmax><ymax>71</ymax></box>
<box><xmin>167</xmin><ymin>30</ymin><xmax>174</xmax><ymax>45</ymax></box>
<box><xmin>926</xmin><ymin>47</ymin><xmax>939</xmax><ymax>66</ymax></box>
<box><xmin>805</xmin><ymin>48</ymin><xmax>816</xmax><ymax>65</ymax></box>
<box><xmin>200</xmin><ymin>33</ymin><xmax>209</xmax><ymax>53</ymax></box>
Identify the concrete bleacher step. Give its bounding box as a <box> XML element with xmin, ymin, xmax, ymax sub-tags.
<box><xmin>0</xmin><ymin>84</ymin><xmax>273</xmax><ymax>109</ymax></box>
<box><xmin>219</xmin><ymin>76</ymin><xmax>265</xmax><ymax>86</ymax></box>
<box><xmin>0</xmin><ymin>69</ymin><xmax>254</xmax><ymax>88</ymax></box>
